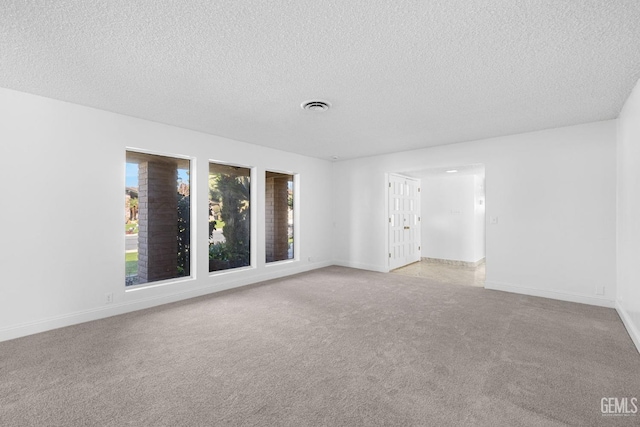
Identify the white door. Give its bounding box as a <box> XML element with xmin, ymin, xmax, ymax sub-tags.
<box><xmin>388</xmin><ymin>174</ymin><xmax>421</xmax><ymax>270</ymax></box>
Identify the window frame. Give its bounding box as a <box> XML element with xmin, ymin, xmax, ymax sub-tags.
<box><xmin>264</xmin><ymin>169</ymin><xmax>299</xmax><ymax>266</ymax></box>
<box><xmin>124</xmin><ymin>147</ymin><xmax>196</xmax><ymax>291</ymax></box>
<box><xmin>208</xmin><ymin>159</ymin><xmax>257</xmax><ymax>276</ymax></box>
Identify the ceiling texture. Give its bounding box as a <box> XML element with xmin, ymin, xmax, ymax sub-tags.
<box><xmin>2</xmin><ymin>1</ymin><xmax>640</xmax><ymax>160</ymax></box>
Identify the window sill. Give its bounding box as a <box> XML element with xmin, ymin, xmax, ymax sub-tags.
<box><xmin>125</xmin><ymin>275</ymin><xmax>195</xmax><ymax>292</ymax></box>
<box><xmin>208</xmin><ymin>265</ymin><xmax>256</xmax><ymax>277</ymax></box>
<box><xmin>265</xmin><ymin>259</ymin><xmax>298</xmax><ymax>267</ymax></box>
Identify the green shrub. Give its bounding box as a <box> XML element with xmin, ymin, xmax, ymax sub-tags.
<box><xmin>209</xmin><ymin>241</ymin><xmax>231</xmax><ymax>260</ymax></box>
<box><xmin>214</xmin><ymin>174</ymin><xmax>251</xmax><ymax>265</ymax></box>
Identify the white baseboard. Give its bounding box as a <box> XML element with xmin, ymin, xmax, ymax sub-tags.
<box><xmin>615</xmin><ymin>301</ymin><xmax>640</xmax><ymax>355</ymax></box>
<box><xmin>484</xmin><ymin>281</ymin><xmax>615</xmax><ymax>308</ymax></box>
<box><xmin>333</xmin><ymin>260</ymin><xmax>389</xmax><ymax>273</ymax></box>
<box><xmin>0</xmin><ymin>261</ymin><xmax>332</xmax><ymax>343</ymax></box>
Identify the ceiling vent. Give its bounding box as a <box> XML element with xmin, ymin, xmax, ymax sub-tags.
<box><xmin>302</xmin><ymin>100</ymin><xmax>330</xmax><ymax>112</ymax></box>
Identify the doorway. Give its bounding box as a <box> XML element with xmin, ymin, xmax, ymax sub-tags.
<box><xmin>388</xmin><ymin>174</ymin><xmax>421</xmax><ymax>270</ymax></box>
<box><xmin>390</xmin><ymin>164</ymin><xmax>486</xmax><ymax>287</ymax></box>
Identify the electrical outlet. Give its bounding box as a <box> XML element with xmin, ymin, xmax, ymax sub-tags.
<box><xmin>105</xmin><ymin>293</ymin><xmax>114</xmax><ymax>304</ymax></box>
<box><xmin>490</xmin><ymin>216</ymin><xmax>498</xmax><ymax>224</ymax></box>
<box><xmin>308</xmin><ymin>257</ymin><xmax>312</xmax><ymax>262</ymax></box>
<box><xmin>596</xmin><ymin>286</ymin><xmax>605</xmax><ymax>296</ymax></box>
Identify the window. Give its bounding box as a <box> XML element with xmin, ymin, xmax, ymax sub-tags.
<box><xmin>265</xmin><ymin>172</ymin><xmax>294</xmax><ymax>262</ymax></box>
<box><xmin>209</xmin><ymin>163</ymin><xmax>251</xmax><ymax>272</ymax></box>
<box><xmin>125</xmin><ymin>151</ymin><xmax>191</xmax><ymax>286</ymax></box>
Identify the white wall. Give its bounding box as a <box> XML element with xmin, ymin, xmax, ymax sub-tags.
<box><xmin>333</xmin><ymin>120</ymin><xmax>617</xmax><ymax>307</ymax></box>
<box><xmin>0</xmin><ymin>88</ymin><xmax>333</xmax><ymax>342</ymax></box>
<box><xmin>616</xmin><ymin>77</ymin><xmax>640</xmax><ymax>352</ymax></box>
<box><xmin>420</xmin><ymin>174</ymin><xmax>482</xmax><ymax>263</ymax></box>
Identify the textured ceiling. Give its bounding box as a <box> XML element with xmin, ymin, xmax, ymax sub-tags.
<box><xmin>2</xmin><ymin>1</ymin><xmax>640</xmax><ymax>160</ymax></box>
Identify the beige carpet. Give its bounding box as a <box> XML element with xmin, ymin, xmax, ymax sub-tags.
<box><xmin>1</xmin><ymin>266</ymin><xmax>638</xmax><ymax>426</ymax></box>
